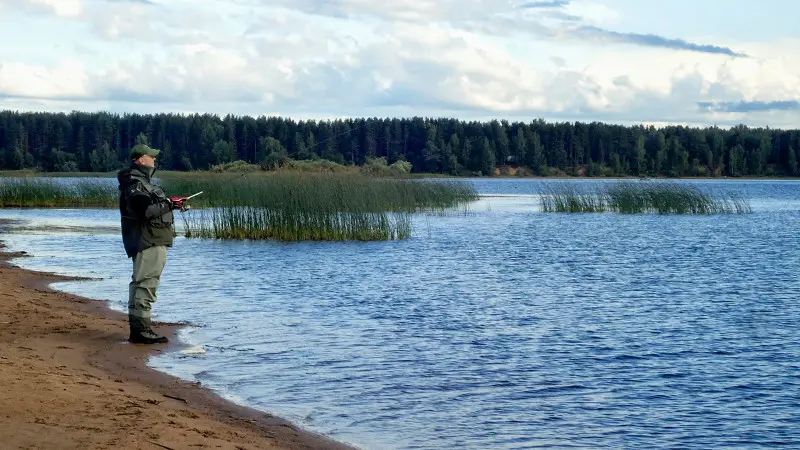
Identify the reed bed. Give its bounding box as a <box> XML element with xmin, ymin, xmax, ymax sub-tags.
<box><xmin>164</xmin><ymin>172</ymin><xmax>475</xmax><ymax>241</ymax></box>
<box><xmin>539</xmin><ymin>181</ymin><xmax>751</xmax><ymax>214</ymax></box>
<box><xmin>0</xmin><ymin>172</ymin><xmax>476</xmax><ymax>240</ymax></box>
<box><xmin>537</xmin><ymin>183</ymin><xmax>605</xmax><ymax>213</ymax></box>
<box><xmin>183</xmin><ymin>207</ymin><xmax>412</xmax><ymax>241</ymax></box>
<box><xmin>160</xmin><ymin>173</ymin><xmax>477</xmax><ymax>213</ymax></box>
<box><xmin>0</xmin><ymin>177</ymin><xmax>117</xmax><ymax>207</ymax></box>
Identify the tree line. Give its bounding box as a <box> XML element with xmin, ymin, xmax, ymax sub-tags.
<box><xmin>1</xmin><ymin>110</ymin><xmax>798</xmax><ymax>177</ymax></box>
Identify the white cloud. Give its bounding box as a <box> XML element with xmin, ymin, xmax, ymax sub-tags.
<box><xmin>0</xmin><ymin>59</ymin><xmax>90</xmax><ymax>98</ymax></box>
<box><xmin>239</xmin><ymin>0</ymin><xmax>497</xmax><ymax>23</ymax></box>
<box><xmin>0</xmin><ymin>0</ymin><xmax>798</xmax><ymax>128</ymax></box>
<box><xmin>563</xmin><ymin>1</ymin><xmax>619</xmax><ymax>26</ymax></box>
<box><xmin>23</xmin><ymin>0</ymin><xmax>83</xmax><ymax>17</ymax></box>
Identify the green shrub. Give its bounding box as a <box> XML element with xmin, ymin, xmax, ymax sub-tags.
<box><xmin>210</xmin><ymin>160</ymin><xmax>262</xmax><ymax>173</ymax></box>
<box><xmin>360</xmin><ymin>157</ymin><xmax>413</xmax><ymax>176</ymax></box>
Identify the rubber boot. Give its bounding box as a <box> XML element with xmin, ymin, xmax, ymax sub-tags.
<box><xmin>128</xmin><ymin>315</ymin><xmax>169</xmax><ymax>344</ymax></box>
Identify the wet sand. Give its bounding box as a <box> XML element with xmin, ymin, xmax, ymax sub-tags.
<box><xmin>0</xmin><ymin>238</ymin><xmax>358</xmax><ymax>450</ymax></box>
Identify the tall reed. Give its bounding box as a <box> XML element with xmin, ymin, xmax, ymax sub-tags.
<box><xmin>539</xmin><ymin>181</ymin><xmax>751</xmax><ymax>214</ymax></box>
<box><xmin>539</xmin><ymin>182</ymin><xmax>605</xmax><ymax>213</ymax></box>
<box><xmin>162</xmin><ymin>172</ymin><xmax>476</xmax><ymax>241</ymax></box>
<box><xmin>0</xmin><ymin>173</ymin><xmax>476</xmax><ymax>241</ymax></box>
<box><xmin>160</xmin><ymin>172</ymin><xmax>477</xmax><ymax>213</ymax></box>
<box><xmin>0</xmin><ymin>177</ymin><xmax>117</xmax><ymax>207</ymax></box>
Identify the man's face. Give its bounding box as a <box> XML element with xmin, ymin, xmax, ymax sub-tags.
<box><xmin>136</xmin><ymin>154</ymin><xmax>156</xmax><ymax>168</ymax></box>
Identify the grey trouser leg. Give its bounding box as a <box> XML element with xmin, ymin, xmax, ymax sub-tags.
<box><xmin>128</xmin><ymin>245</ymin><xmax>167</xmax><ymax>328</ymax></box>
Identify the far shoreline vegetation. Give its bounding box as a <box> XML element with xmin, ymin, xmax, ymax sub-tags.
<box><xmin>0</xmin><ymin>110</ymin><xmax>798</xmax><ymax>179</ymax></box>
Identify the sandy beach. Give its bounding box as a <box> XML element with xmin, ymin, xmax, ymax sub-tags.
<box><xmin>0</xmin><ymin>239</ymin><xmax>357</xmax><ymax>450</ymax></box>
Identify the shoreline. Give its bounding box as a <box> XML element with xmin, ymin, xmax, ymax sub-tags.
<box><xmin>2</xmin><ymin>168</ymin><xmax>800</xmax><ymax>181</ymax></box>
<box><xmin>0</xmin><ymin>231</ymin><xmax>358</xmax><ymax>449</ymax></box>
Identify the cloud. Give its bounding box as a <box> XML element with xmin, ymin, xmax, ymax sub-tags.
<box><xmin>542</xmin><ymin>10</ymin><xmax>582</xmax><ymax>21</ymax></box>
<box><xmin>358</xmin><ymin>1</ymin><xmax>744</xmax><ymax>59</ymax></box>
<box><xmin>239</xmin><ymin>0</ymin><xmax>466</xmax><ymax>23</ymax></box>
<box><xmin>16</xmin><ymin>0</ymin><xmax>84</xmax><ymax>17</ymax></box>
<box><xmin>571</xmin><ymin>25</ymin><xmax>747</xmax><ymax>57</ymax></box>
<box><xmin>518</xmin><ymin>0</ymin><xmax>569</xmax><ymax>8</ymax></box>
<box><xmin>102</xmin><ymin>0</ymin><xmax>154</xmax><ymax>4</ymax></box>
<box><xmin>698</xmin><ymin>100</ymin><xmax>800</xmax><ymax>113</ymax></box>
<box><xmin>0</xmin><ymin>59</ymin><xmax>90</xmax><ymax>99</ymax></box>
<box><xmin>0</xmin><ymin>0</ymin><xmax>798</xmax><ymax>129</ymax></box>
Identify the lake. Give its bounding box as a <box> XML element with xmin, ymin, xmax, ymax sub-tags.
<box><xmin>1</xmin><ymin>177</ymin><xmax>799</xmax><ymax>449</ymax></box>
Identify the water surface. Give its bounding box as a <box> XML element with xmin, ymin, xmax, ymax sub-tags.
<box><xmin>1</xmin><ymin>178</ymin><xmax>798</xmax><ymax>449</ymax></box>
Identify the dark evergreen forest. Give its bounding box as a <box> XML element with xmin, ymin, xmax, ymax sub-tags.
<box><xmin>1</xmin><ymin>110</ymin><xmax>798</xmax><ymax>177</ymax></box>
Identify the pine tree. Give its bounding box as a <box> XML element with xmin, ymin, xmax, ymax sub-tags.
<box><xmin>511</xmin><ymin>128</ymin><xmax>526</xmax><ymax>165</ymax></box>
<box><xmin>526</xmin><ymin>131</ymin><xmax>544</xmax><ymax>175</ymax></box>
<box><xmin>492</xmin><ymin>121</ymin><xmax>510</xmax><ymax>164</ymax></box>
<box><xmin>477</xmin><ymin>137</ymin><xmax>495</xmax><ymax>176</ymax></box>
<box><xmin>634</xmin><ymin>135</ymin><xmax>646</xmax><ymax>175</ymax></box>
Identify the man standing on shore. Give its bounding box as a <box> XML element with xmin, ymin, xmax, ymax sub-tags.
<box><xmin>117</xmin><ymin>144</ymin><xmax>184</xmax><ymax>344</ymax></box>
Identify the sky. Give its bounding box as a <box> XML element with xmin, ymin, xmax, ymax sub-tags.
<box><xmin>0</xmin><ymin>0</ymin><xmax>798</xmax><ymax>128</ymax></box>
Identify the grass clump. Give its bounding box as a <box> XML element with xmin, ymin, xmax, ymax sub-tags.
<box><xmin>539</xmin><ymin>180</ymin><xmax>751</xmax><ymax>214</ymax></box>
<box><xmin>539</xmin><ymin>182</ymin><xmax>605</xmax><ymax>213</ymax></box>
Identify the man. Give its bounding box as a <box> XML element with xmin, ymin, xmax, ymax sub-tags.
<box><xmin>117</xmin><ymin>144</ymin><xmax>185</xmax><ymax>344</ymax></box>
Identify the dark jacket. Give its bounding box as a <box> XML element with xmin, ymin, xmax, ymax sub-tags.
<box><xmin>117</xmin><ymin>163</ymin><xmax>175</xmax><ymax>258</ymax></box>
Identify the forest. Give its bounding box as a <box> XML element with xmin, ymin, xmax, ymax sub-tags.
<box><xmin>1</xmin><ymin>110</ymin><xmax>798</xmax><ymax>177</ymax></box>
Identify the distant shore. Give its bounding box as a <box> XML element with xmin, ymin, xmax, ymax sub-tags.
<box><xmin>0</xmin><ymin>226</ymin><xmax>356</xmax><ymax>450</ymax></box>
<box><xmin>1</xmin><ymin>168</ymin><xmax>798</xmax><ymax>181</ymax></box>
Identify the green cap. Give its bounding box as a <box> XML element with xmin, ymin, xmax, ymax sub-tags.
<box><xmin>130</xmin><ymin>144</ymin><xmax>160</xmax><ymax>160</ymax></box>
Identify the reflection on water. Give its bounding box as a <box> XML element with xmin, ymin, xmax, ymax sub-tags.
<box><xmin>1</xmin><ymin>178</ymin><xmax>800</xmax><ymax>449</ymax></box>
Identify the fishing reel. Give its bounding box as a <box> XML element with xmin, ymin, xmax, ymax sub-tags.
<box><xmin>170</xmin><ymin>196</ymin><xmax>190</xmax><ymax>212</ymax></box>
<box><xmin>169</xmin><ymin>191</ymin><xmax>203</xmax><ymax>212</ymax></box>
